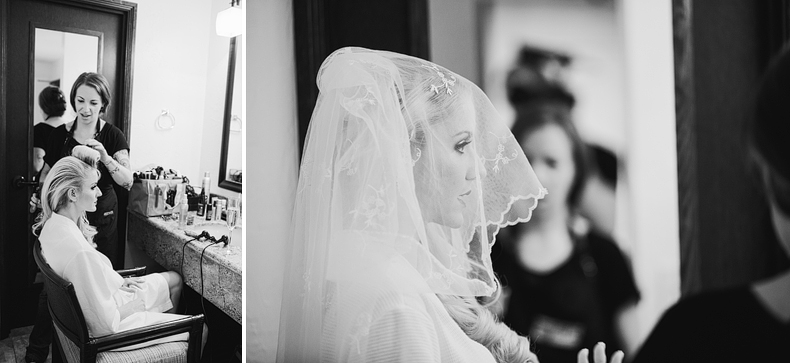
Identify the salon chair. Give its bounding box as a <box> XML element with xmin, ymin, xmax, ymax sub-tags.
<box><xmin>33</xmin><ymin>240</ymin><xmax>204</xmax><ymax>363</ymax></box>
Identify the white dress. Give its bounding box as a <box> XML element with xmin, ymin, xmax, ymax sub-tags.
<box><xmin>40</xmin><ymin>213</ymin><xmax>188</xmax><ymax>350</ymax></box>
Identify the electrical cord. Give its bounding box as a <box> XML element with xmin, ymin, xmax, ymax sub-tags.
<box><xmin>180</xmin><ymin>230</ymin><xmax>231</xmax><ymax>362</ymax></box>
<box><xmin>197</xmin><ymin>233</ymin><xmax>228</xmax><ymax>363</ymax></box>
<box><xmin>179</xmin><ymin>231</ymin><xmax>212</xmax><ymax>314</ymax></box>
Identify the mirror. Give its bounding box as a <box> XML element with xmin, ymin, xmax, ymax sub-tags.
<box><xmin>33</xmin><ymin>28</ymin><xmax>100</xmax><ymax>126</ymax></box>
<box><xmin>219</xmin><ymin>35</ymin><xmax>243</xmax><ymax>192</ymax></box>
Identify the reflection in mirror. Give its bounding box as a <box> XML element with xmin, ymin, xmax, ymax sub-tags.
<box><xmin>219</xmin><ymin>35</ymin><xmax>243</xmax><ymax>192</ymax></box>
<box><xmin>34</xmin><ymin>28</ymin><xmax>99</xmax><ymax>124</ymax></box>
<box><xmin>32</xmin><ymin>28</ymin><xmax>100</xmax><ymax>175</ymax></box>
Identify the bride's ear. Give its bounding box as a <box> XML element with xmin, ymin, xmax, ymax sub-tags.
<box><xmin>411</xmin><ymin>147</ymin><xmax>422</xmax><ymax>166</ymax></box>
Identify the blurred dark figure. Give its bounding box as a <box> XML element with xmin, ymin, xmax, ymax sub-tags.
<box><xmin>491</xmin><ymin>45</ymin><xmax>640</xmax><ymax>363</ymax></box>
<box><xmin>631</xmin><ymin>44</ymin><xmax>790</xmax><ymax>363</ymax></box>
<box><xmin>506</xmin><ymin>45</ymin><xmax>620</xmax><ymax>240</ymax></box>
<box><xmin>492</xmin><ymin>102</ymin><xmax>640</xmax><ymax>363</ymax></box>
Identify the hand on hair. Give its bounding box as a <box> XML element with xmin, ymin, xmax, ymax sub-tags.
<box><xmin>578</xmin><ymin>342</ymin><xmax>624</xmax><ymax>363</ymax></box>
<box><xmin>29</xmin><ymin>194</ymin><xmax>41</xmax><ymax>213</ymax></box>
<box><xmin>71</xmin><ymin>144</ymin><xmax>101</xmax><ymax>166</ymax></box>
<box><xmin>84</xmin><ymin>139</ymin><xmax>110</xmax><ymax>163</ymax></box>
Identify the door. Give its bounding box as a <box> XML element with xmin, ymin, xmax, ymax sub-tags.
<box><xmin>0</xmin><ymin>0</ymin><xmax>135</xmax><ymax>337</ymax></box>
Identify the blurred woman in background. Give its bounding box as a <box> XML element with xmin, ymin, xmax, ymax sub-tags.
<box><xmin>493</xmin><ymin>101</ymin><xmax>640</xmax><ymax>363</ymax></box>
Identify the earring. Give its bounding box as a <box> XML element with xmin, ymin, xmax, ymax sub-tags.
<box><xmin>412</xmin><ymin>148</ymin><xmax>422</xmax><ymax>166</ymax></box>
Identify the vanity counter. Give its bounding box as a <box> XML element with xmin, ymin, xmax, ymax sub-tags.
<box><xmin>127</xmin><ymin>211</ymin><xmax>242</xmax><ymax>324</ymax></box>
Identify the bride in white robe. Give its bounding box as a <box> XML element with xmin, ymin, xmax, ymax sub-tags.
<box><xmin>35</xmin><ymin>148</ymin><xmax>190</xmax><ymax>351</ymax></box>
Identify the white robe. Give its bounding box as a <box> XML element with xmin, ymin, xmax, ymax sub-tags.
<box><xmin>40</xmin><ymin>213</ymin><xmax>188</xmax><ymax>350</ymax></box>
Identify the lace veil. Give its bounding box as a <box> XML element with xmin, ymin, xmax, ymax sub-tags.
<box><xmin>277</xmin><ymin>47</ymin><xmax>546</xmax><ymax>361</ymax></box>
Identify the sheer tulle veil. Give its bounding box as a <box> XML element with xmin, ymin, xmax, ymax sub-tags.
<box><xmin>277</xmin><ymin>47</ymin><xmax>546</xmax><ymax>361</ymax></box>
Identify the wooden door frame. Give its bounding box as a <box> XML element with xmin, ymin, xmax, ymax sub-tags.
<box><xmin>672</xmin><ymin>0</ymin><xmax>790</xmax><ymax>296</ymax></box>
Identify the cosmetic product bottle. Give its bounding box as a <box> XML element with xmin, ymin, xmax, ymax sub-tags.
<box><xmin>196</xmin><ymin>171</ymin><xmax>211</xmax><ymax>217</ymax></box>
<box><xmin>214</xmin><ymin>198</ymin><xmax>223</xmax><ymax>221</ymax></box>
<box><xmin>206</xmin><ymin>197</ymin><xmax>213</xmax><ymax>221</ymax></box>
<box><xmin>178</xmin><ymin>194</ymin><xmax>189</xmax><ymax>228</ymax></box>
<box><xmin>197</xmin><ymin>191</ymin><xmax>205</xmax><ymax>217</ymax></box>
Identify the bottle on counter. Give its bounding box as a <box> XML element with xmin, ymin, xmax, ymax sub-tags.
<box><xmin>178</xmin><ymin>194</ymin><xmax>189</xmax><ymax>228</ymax></box>
<box><xmin>197</xmin><ymin>171</ymin><xmax>211</xmax><ymax>217</ymax></box>
<box><xmin>213</xmin><ymin>198</ymin><xmax>224</xmax><ymax>221</ymax></box>
<box><xmin>206</xmin><ymin>197</ymin><xmax>213</xmax><ymax>221</ymax></box>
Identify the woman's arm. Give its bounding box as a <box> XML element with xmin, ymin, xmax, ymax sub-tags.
<box><xmin>614</xmin><ymin>301</ymin><xmax>640</xmax><ymax>361</ymax></box>
<box><xmin>103</xmin><ymin>149</ymin><xmax>133</xmax><ymax>190</ymax></box>
<box><xmin>64</xmin><ymin>250</ymin><xmax>126</xmax><ymax>336</ymax></box>
<box><xmin>30</xmin><ymin>163</ymin><xmax>51</xmax><ymax>212</ymax></box>
<box><xmin>33</xmin><ymin>147</ymin><xmax>45</xmax><ymax>173</ymax></box>
<box><xmin>84</xmin><ymin>137</ymin><xmax>133</xmax><ymax>190</ymax></box>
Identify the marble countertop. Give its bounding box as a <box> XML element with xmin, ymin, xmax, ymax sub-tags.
<box><xmin>127</xmin><ymin>211</ymin><xmax>242</xmax><ymax>324</ymax></box>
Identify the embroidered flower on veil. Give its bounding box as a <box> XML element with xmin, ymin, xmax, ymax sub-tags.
<box><xmin>421</xmin><ymin>64</ymin><xmax>457</xmax><ymax>95</ymax></box>
<box><xmin>349</xmin><ymin>184</ymin><xmax>394</xmax><ymax>229</ymax></box>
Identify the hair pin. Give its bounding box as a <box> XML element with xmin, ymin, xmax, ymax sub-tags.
<box><xmin>421</xmin><ymin>64</ymin><xmax>456</xmax><ymax>95</ymax></box>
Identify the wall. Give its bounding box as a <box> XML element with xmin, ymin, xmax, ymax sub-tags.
<box><xmin>127</xmin><ymin>0</ymin><xmax>239</xmax><ymax>201</ymax></box>
<box><xmin>480</xmin><ymin>0</ymin><xmax>626</xmax><ymax>152</ymax></box>
<box><xmin>245</xmin><ymin>0</ymin><xmax>299</xmax><ymax>362</ymax></box>
<box><xmin>124</xmin><ymin>0</ymin><xmax>242</xmax><ymax>268</ymax></box>
<box><xmin>618</xmin><ymin>0</ymin><xmax>680</xmax><ymax>350</ymax></box>
<box><xmin>198</xmin><ymin>0</ymin><xmax>243</xmax><ymax>201</ymax></box>
<box><xmin>429</xmin><ymin>0</ymin><xmax>479</xmax><ymax>84</ymax></box>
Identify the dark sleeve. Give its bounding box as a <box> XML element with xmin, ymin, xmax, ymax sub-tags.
<box><xmin>587</xmin><ymin>233</ymin><xmax>641</xmax><ymax>310</ymax></box>
<box><xmin>43</xmin><ymin>125</ymin><xmax>68</xmax><ymax>168</ymax></box>
<box><xmin>631</xmin><ymin>301</ymin><xmax>694</xmax><ymax>363</ymax></box>
<box><xmin>33</xmin><ymin>124</ymin><xmax>48</xmax><ymax>149</ymax></box>
<box><xmin>100</xmin><ymin>122</ymin><xmax>129</xmax><ymax>156</ymax></box>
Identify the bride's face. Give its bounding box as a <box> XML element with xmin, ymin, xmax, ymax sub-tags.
<box><xmin>414</xmin><ymin>98</ymin><xmax>486</xmax><ymax>228</ymax></box>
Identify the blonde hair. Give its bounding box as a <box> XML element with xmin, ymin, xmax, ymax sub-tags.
<box><xmin>437</xmin><ymin>289</ymin><xmax>534</xmax><ymax>363</ymax></box>
<box><xmin>396</xmin><ymin>57</ymin><xmax>535</xmax><ymax>362</ymax></box>
<box><xmin>33</xmin><ymin>155</ymin><xmax>100</xmax><ymax>243</ymax></box>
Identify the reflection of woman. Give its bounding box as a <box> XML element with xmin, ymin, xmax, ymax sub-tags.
<box><xmin>39</xmin><ymin>72</ymin><xmax>132</xmax><ymax>268</ymax></box>
<box><xmin>631</xmin><ymin>45</ymin><xmax>790</xmax><ymax>363</ymax></box>
<box><xmin>34</xmin><ymin>149</ymin><xmax>195</xmax><ymax>351</ymax></box>
<box><xmin>33</xmin><ymin>86</ymin><xmax>67</xmax><ymax>175</ymax></box>
<box><xmin>276</xmin><ymin>47</ymin><xmax>622</xmax><ymax>363</ymax></box>
<box><xmin>493</xmin><ymin>105</ymin><xmax>640</xmax><ymax>363</ymax></box>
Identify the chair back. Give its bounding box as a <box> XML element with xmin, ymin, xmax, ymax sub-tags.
<box><xmin>32</xmin><ymin>240</ymin><xmax>91</xmax><ymax>345</ymax></box>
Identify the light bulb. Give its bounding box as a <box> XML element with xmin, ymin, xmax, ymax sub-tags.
<box><xmin>216</xmin><ymin>6</ymin><xmax>244</xmax><ymax>37</ymax></box>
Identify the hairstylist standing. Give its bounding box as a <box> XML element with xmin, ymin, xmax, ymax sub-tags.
<box><xmin>37</xmin><ymin>71</ymin><xmax>132</xmax><ymax>268</ymax></box>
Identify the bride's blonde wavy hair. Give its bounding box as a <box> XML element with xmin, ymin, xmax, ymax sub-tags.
<box><xmin>398</xmin><ymin>56</ymin><xmax>535</xmax><ymax>363</ymax></box>
<box><xmin>33</xmin><ymin>147</ymin><xmax>101</xmax><ymax>243</ymax></box>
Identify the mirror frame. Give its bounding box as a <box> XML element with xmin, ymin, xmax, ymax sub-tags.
<box><xmin>219</xmin><ymin>35</ymin><xmax>241</xmax><ymax>192</ymax></box>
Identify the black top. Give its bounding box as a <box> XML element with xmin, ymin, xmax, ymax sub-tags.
<box><xmin>33</xmin><ymin>122</ymin><xmax>57</xmax><ymax>150</ymax></box>
<box><xmin>493</xmin><ymin>230</ymin><xmax>640</xmax><ymax>363</ymax></box>
<box><xmin>632</xmin><ymin>286</ymin><xmax>790</xmax><ymax>363</ymax></box>
<box><xmin>44</xmin><ymin>120</ymin><xmax>129</xmax><ymax>192</ymax></box>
